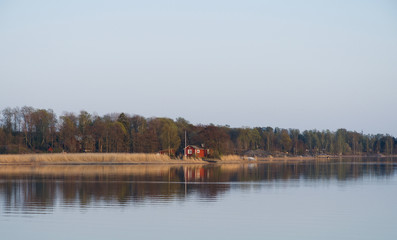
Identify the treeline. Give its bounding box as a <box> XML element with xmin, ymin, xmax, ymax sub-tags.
<box><xmin>0</xmin><ymin>106</ymin><xmax>395</xmax><ymax>157</ymax></box>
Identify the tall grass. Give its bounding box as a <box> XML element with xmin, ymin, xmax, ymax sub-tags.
<box><xmin>220</xmin><ymin>155</ymin><xmax>243</xmax><ymax>162</ymax></box>
<box><xmin>0</xmin><ymin>153</ymin><xmax>205</xmax><ymax>164</ymax></box>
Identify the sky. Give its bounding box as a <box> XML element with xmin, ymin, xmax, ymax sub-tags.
<box><xmin>0</xmin><ymin>0</ymin><xmax>396</xmax><ymax>135</ymax></box>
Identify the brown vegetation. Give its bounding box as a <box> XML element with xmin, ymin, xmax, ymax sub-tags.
<box><xmin>0</xmin><ymin>153</ymin><xmax>206</xmax><ymax>165</ymax></box>
<box><xmin>219</xmin><ymin>155</ymin><xmax>243</xmax><ymax>162</ymax></box>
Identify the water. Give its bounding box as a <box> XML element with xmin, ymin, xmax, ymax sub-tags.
<box><xmin>1</xmin><ymin>158</ymin><xmax>397</xmax><ymax>240</ymax></box>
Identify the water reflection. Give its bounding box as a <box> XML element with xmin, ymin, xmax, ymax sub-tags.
<box><xmin>0</xmin><ymin>158</ymin><xmax>396</xmax><ymax>214</ymax></box>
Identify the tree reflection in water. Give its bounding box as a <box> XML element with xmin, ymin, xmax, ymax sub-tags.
<box><xmin>0</xmin><ymin>158</ymin><xmax>395</xmax><ymax>213</ymax></box>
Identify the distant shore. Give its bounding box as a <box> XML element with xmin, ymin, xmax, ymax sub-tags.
<box><xmin>0</xmin><ymin>153</ymin><xmax>396</xmax><ymax>165</ymax></box>
<box><xmin>216</xmin><ymin>154</ymin><xmax>397</xmax><ymax>163</ymax></box>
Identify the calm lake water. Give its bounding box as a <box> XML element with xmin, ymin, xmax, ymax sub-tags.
<box><xmin>1</xmin><ymin>158</ymin><xmax>396</xmax><ymax>240</ymax></box>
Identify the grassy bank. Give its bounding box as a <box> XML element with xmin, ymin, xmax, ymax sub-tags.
<box><xmin>0</xmin><ymin>153</ymin><xmax>206</xmax><ymax>165</ymax></box>
<box><xmin>0</xmin><ymin>153</ymin><xmax>394</xmax><ymax>165</ymax></box>
<box><xmin>0</xmin><ymin>153</ymin><xmax>310</xmax><ymax>165</ymax></box>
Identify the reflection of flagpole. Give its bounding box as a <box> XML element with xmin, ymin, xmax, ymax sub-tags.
<box><xmin>184</xmin><ymin>166</ymin><xmax>187</xmax><ymax>196</ymax></box>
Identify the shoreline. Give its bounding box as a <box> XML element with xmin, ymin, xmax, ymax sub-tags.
<box><xmin>0</xmin><ymin>153</ymin><xmax>396</xmax><ymax>166</ymax></box>
<box><xmin>215</xmin><ymin>154</ymin><xmax>397</xmax><ymax>164</ymax></box>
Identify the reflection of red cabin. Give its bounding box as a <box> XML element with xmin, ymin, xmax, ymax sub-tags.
<box><xmin>185</xmin><ymin>145</ymin><xmax>209</xmax><ymax>158</ymax></box>
<box><xmin>185</xmin><ymin>167</ymin><xmax>210</xmax><ymax>181</ymax></box>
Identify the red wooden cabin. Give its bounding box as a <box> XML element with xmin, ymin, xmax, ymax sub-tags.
<box><xmin>184</xmin><ymin>145</ymin><xmax>210</xmax><ymax>158</ymax></box>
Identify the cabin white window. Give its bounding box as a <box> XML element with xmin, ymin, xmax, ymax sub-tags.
<box><xmin>197</xmin><ymin>150</ymin><xmax>200</xmax><ymax>153</ymax></box>
<box><xmin>188</xmin><ymin>149</ymin><xmax>192</xmax><ymax>154</ymax></box>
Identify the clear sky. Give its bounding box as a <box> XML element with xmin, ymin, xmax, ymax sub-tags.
<box><xmin>1</xmin><ymin>0</ymin><xmax>396</xmax><ymax>135</ymax></box>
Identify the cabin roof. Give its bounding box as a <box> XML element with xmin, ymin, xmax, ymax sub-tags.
<box><xmin>186</xmin><ymin>145</ymin><xmax>204</xmax><ymax>150</ymax></box>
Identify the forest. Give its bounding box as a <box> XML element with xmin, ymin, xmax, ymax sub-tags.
<box><xmin>0</xmin><ymin>106</ymin><xmax>395</xmax><ymax>157</ymax></box>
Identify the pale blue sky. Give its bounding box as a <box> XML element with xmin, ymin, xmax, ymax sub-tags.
<box><xmin>1</xmin><ymin>0</ymin><xmax>396</xmax><ymax>135</ymax></box>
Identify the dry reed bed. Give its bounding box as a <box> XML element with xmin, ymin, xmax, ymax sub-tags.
<box><xmin>219</xmin><ymin>155</ymin><xmax>243</xmax><ymax>162</ymax></box>
<box><xmin>0</xmin><ymin>153</ymin><xmax>322</xmax><ymax>166</ymax></box>
<box><xmin>0</xmin><ymin>153</ymin><xmax>206</xmax><ymax>164</ymax></box>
